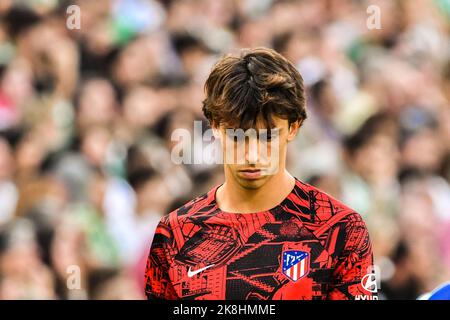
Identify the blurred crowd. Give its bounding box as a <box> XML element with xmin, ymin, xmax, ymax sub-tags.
<box><xmin>0</xmin><ymin>0</ymin><xmax>449</xmax><ymax>299</ymax></box>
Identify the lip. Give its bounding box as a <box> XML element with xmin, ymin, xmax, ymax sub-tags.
<box><xmin>238</xmin><ymin>169</ymin><xmax>262</xmax><ymax>179</ymax></box>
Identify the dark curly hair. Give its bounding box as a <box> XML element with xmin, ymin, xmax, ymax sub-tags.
<box><xmin>202</xmin><ymin>47</ymin><xmax>307</xmax><ymax>130</ymax></box>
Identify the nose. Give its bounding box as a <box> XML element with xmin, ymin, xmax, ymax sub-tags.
<box><xmin>245</xmin><ymin>136</ymin><xmax>259</xmax><ymax>164</ymax></box>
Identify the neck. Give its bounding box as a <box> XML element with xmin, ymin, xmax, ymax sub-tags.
<box><xmin>216</xmin><ymin>169</ymin><xmax>296</xmax><ymax>213</ymax></box>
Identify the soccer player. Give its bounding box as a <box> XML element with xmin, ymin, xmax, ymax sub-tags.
<box><xmin>144</xmin><ymin>48</ymin><xmax>376</xmax><ymax>300</ymax></box>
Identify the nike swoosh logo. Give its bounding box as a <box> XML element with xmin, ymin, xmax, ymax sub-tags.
<box><xmin>187</xmin><ymin>264</ymin><xmax>214</xmax><ymax>277</ymax></box>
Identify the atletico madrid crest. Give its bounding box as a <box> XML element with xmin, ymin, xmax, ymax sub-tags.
<box><xmin>282</xmin><ymin>250</ymin><xmax>310</xmax><ymax>282</ymax></box>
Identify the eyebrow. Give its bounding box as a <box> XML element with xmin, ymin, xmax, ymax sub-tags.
<box><xmin>224</xmin><ymin>127</ymin><xmax>282</xmax><ymax>137</ymax></box>
<box><xmin>224</xmin><ymin>127</ymin><xmax>282</xmax><ymax>131</ymax></box>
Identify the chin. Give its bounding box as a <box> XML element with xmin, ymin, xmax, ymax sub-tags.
<box><xmin>235</xmin><ymin>175</ymin><xmax>270</xmax><ymax>190</ymax></box>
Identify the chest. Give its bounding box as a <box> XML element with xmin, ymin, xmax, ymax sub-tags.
<box><xmin>167</xmin><ymin>219</ymin><xmax>335</xmax><ymax>299</ymax></box>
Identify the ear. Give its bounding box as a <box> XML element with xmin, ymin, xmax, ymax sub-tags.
<box><xmin>210</xmin><ymin>121</ymin><xmax>221</xmax><ymax>139</ymax></box>
<box><xmin>212</xmin><ymin>127</ymin><xmax>220</xmax><ymax>139</ymax></box>
<box><xmin>287</xmin><ymin>120</ymin><xmax>302</xmax><ymax>142</ymax></box>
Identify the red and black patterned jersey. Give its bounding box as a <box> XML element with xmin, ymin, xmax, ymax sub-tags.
<box><xmin>144</xmin><ymin>178</ymin><xmax>376</xmax><ymax>300</ymax></box>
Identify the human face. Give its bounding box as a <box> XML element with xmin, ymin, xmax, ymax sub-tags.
<box><xmin>214</xmin><ymin>116</ymin><xmax>300</xmax><ymax>189</ymax></box>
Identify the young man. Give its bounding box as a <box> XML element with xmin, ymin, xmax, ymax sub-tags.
<box><xmin>144</xmin><ymin>48</ymin><xmax>376</xmax><ymax>300</ymax></box>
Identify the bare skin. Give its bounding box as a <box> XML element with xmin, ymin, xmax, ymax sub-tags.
<box><xmin>214</xmin><ymin>116</ymin><xmax>302</xmax><ymax>213</ymax></box>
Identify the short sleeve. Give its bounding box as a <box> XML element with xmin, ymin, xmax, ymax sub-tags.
<box><xmin>327</xmin><ymin>214</ymin><xmax>377</xmax><ymax>300</ymax></box>
<box><xmin>144</xmin><ymin>216</ymin><xmax>179</xmax><ymax>300</ymax></box>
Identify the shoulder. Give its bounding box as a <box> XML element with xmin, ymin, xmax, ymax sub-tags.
<box><xmin>159</xmin><ymin>184</ymin><xmax>219</xmax><ymax>229</ymax></box>
<box><xmin>152</xmin><ymin>186</ymin><xmax>219</xmax><ymax>251</ymax></box>
<box><xmin>293</xmin><ymin>179</ymin><xmax>367</xmax><ymax>235</ymax></box>
<box><xmin>294</xmin><ymin>180</ymin><xmax>372</xmax><ymax>259</ymax></box>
